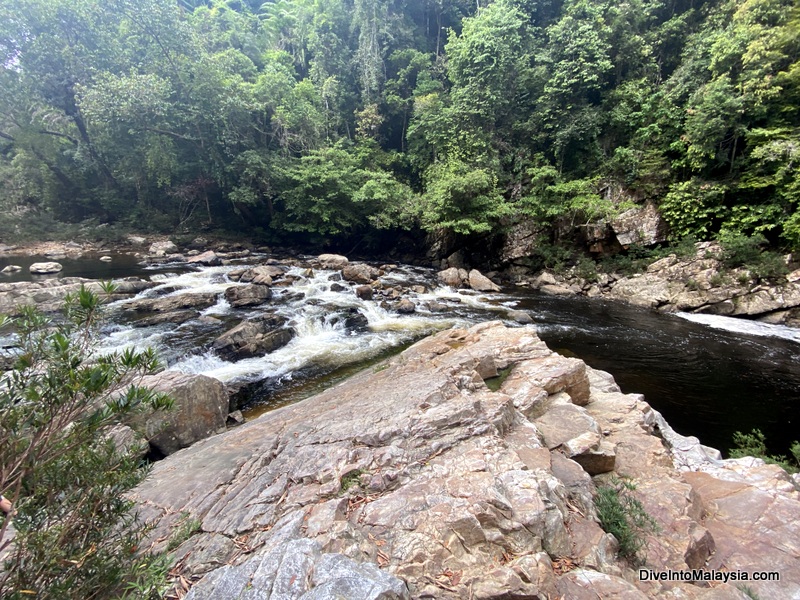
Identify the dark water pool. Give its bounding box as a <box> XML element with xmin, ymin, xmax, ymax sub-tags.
<box><xmin>518</xmin><ymin>292</ymin><xmax>800</xmax><ymax>457</ymax></box>
<box><xmin>0</xmin><ymin>253</ymin><xmax>188</xmax><ymax>283</ymax></box>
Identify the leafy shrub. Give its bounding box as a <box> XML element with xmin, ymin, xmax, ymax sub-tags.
<box><xmin>0</xmin><ymin>286</ymin><xmax>172</xmax><ymax>599</ymax></box>
<box><xmin>717</xmin><ymin>231</ymin><xmax>789</xmax><ymax>281</ymax></box>
<box><xmin>595</xmin><ymin>477</ymin><xmax>660</xmax><ymax>562</ymax></box>
<box><xmin>729</xmin><ymin>429</ymin><xmax>799</xmax><ymax>474</ymax></box>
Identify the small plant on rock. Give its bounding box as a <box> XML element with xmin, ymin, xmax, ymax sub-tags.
<box><xmin>729</xmin><ymin>429</ymin><xmax>799</xmax><ymax>474</ymax></box>
<box><xmin>594</xmin><ymin>477</ymin><xmax>660</xmax><ymax>562</ymax></box>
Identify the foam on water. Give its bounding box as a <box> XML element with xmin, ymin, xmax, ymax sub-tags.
<box><xmin>676</xmin><ymin>312</ymin><xmax>800</xmax><ymax>344</ymax></box>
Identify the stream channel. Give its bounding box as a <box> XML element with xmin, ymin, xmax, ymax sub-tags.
<box><xmin>3</xmin><ymin>252</ymin><xmax>800</xmax><ymax>456</ymax></box>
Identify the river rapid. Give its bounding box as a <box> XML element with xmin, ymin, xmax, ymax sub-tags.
<box><xmin>5</xmin><ymin>253</ymin><xmax>800</xmax><ymax>456</ymax></box>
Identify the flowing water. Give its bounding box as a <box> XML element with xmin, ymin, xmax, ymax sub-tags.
<box><xmin>7</xmin><ymin>255</ymin><xmax>800</xmax><ymax>457</ymax></box>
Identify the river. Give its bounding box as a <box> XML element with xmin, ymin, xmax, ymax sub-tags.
<box><xmin>4</xmin><ymin>253</ymin><xmax>799</xmax><ymax>457</ymax></box>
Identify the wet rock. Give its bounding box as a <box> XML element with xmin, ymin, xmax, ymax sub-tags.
<box><xmin>239</xmin><ymin>265</ymin><xmax>285</xmax><ymax>284</ymax></box>
<box><xmin>355</xmin><ymin>285</ymin><xmax>373</xmax><ymax>300</ymax></box>
<box><xmin>318</xmin><ymin>254</ymin><xmax>350</xmax><ymax>269</ymax></box>
<box><xmin>342</xmin><ymin>264</ymin><xmax>379</xmax><ymax>284</ymax></box>
<box><xmin>468</xmin><ymin>269</ymin><xmax>501</xmax><ymax>292</ymax></box>
<box><xmin>129</xmin><ymin>371</ymin><xmax>229</xmax><ymax>456</ymax></box>
<box><xmin>330</xmin><ymin>282</ymin><xmax>346</xmax><ymax>292</ymax></box>
<box><xmin>437</xmin><ymin>267</ymin><xmax>468</xmax><ymax>288</ymax></box>
<box><xmin>133</xmin><ymin>309</ymin><xmax>198</xmax><ymax>327</ymax></box>
<box><xmin>1</xmin><ymin>265</ymin><xmax>21</xmax><ymax>273</ymax></box>
<box><xmin>395</xmin><ymin>298</ymin><xmax>416</xmax><ymax>313</ymax></box>
<box><xmin>223</xmin><ymin>284</ymin><xmax>272</xmax><ymax>308</ymax></box>
<box><xmin>29</xmin><ymin>261</ymin><xmax>63</xmax><ymax>274</ymax></box>
<box><xmin>99</xmin><ymin>255</ymin><xmax>113</xmax><ymax>262</ymax></box>
<box><xmin>507</xmin><ymin>309</ymin><xmax>534</xmax><ymax>324</ymax></box>
<box><xmin>125</xmin><ymin>292</ymin><xmax>218</xmax><ymax>314</ymax></box>
<box><xmin>426</xmin><ymin>300</ymin><xmax>447</xmax><ymax>313</ymax></box>
<box><xmin>212</xmin><ymin>315</ymin><xmax>294</xmax><ymax>360</ymax></box>
<box><xmin>187</xmin><ymin>251</ymin><xmax>221</xmax><ymax>266</ymax></box>
<box><xmin>149</xmin><ymin>240</ymin><xmax>179</xmax><ymax>256</ymax></box>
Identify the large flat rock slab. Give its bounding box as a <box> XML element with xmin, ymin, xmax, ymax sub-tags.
<box><xmin>132</xmin><ymin>322</ymin><xmax>800</xmax><ymax>600</ymax></box>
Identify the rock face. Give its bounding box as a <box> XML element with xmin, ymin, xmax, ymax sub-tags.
<box><xmin>130</xmin><ymin>371</ymin><xmax>229</xmax><ymax>456</ymax></box>
<box><xmin>212</xmin><ymin>315</ymin><xmax>294</xmax><ymax>360</ymax></box>
<box><xmin>132</xmin><ymin>322</ymin><xmax>800</xmax><ymax>599</ymax></box>
<box><xmin>29</xmin><ymin>261</ymin><xmax>63</xmax><ymax>274</ymax></box>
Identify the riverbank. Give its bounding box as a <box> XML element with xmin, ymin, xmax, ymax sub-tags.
<box><xmin>133</xmin><ymin>321</ymin><xmax>800</xmax><ymax>599</ymax></box>
<box><xmin>498</xmin><ymin>241</ymin><xmax>800</xmax><ymax>328</ymax></box>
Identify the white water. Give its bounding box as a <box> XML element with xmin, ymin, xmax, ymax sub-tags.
<box><xmin>676</xmin><ymin>312</ymin><xmax>800</xmax><ymax>344</ymax></box>
<box><xmin>98</xmin><ymin>263</ymin><xmax>515</xmax><ymax>386</ymax></box>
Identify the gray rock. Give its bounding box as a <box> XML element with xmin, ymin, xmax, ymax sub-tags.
<box><xmin>29</xmin><ymin>261</ymin><xmax>63</xmax><ymax>274</ymax></box>
<box><xmin>468</xmin><ymin>269</ymin><xmax>500</xmax><ymax>292</ymax></box>
<box><xmin>224</xmin><ymin>284</ymin><xmax>272</xmax><ymax>307</ymax></box>
<box><xmin>149</xmin><ymin>240</ymin><xmax>179</xmax><ymax>256</ymax></box>
<box><xmin>611</xmin><ymin>200</ymin><xmax>669</xmax><ymax>247</ymax></box>
<box><xmin>213</xmin><ymin>315</ymin><xmax>294</xmax><ymax>361</ymax></box>
<box><xmin>99</xmin><ymin>255</ymin><xmax>113</xmax><ymax>262</ymax></box>
<box><xmin>187</xmin><ymin>251</ymin><xmax>222</xmax><ymax>266</ymax></box>
<box><xmin>342</xmin><ymin>264</ymin><xmax>379</xmax><ymax>284</ymax></box>
<box><xmin>125</xmin><ymin>292</ymin><xmax>218</xmax><ymax>314</ymax></box>
<box><xmin>437</xmin><ymin>267</ymin><xmax>468</xmax><ymax>288</ymax></box>
<box><xmin>318</xmin><ymin>254</ymin><xmax>350</xmax><ymax>269</ymax></box>
<box><xmin>507</xmin><ymin>309</ymin><xmax>533</xmax><ymax>324</ymax></box>
<box><xmin>129</xmin><ymin>371</ymin><xmax>229</xmax><ymax>456</ymax></box>
<box><xmin>355</xmin><ymin>285</ymin><xmax>373</xmax><ymax>300</ymax></box>
<box><xmin>395</xmin><ymin>298</ymin><xmax>415</xmax><ymax>313</ymax></box>
<box><xmin>1</xmin><ymin>265</ymin><xmax>21</xmax><ymax>274</ymax></box>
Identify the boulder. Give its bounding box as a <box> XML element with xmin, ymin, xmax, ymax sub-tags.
<box><xmin>187</xmin><ymin>251</ymin><xmax>222</xmax><ymax>266</ymax></box>
<box><xmin>223</xmin><ymin>284</ymin><xmax>272</xmax><ymax>308</ymax></box>
<box><xmin>124</xmin><ymin>292</ymin><xmax>218</xmax><ymax>314</ymax></box>
<box><xmin>342</xmin><ymin>264</ymin><xmax>380</xmax><ymax>284</ymax></box>
<box><xmin>318</xmin><ymin>254</ymin><xmax>350</xmax><ymax>269</ymax></box>
<box><xmin>507</xmin><ymin>309</ymin><xmax>534</xmax><ymax>324</ymax></box>
<box><xmin>1</xmin><ymin>265</ymin><xmax>21</xmax><ymax>274</ymax></box>
<box><xmin>149</xmin><ymin>240</ymin><xmax>179</xmax><ymax>256</ymax></box>
<box><xmin>130</xmin><ymin>371</ymin><xmax>229</xmax><ymax>456</ymax></box>
<box><xmin>239</xmin><ymin>265</ymin><xmax>285</xmax><ymax>284</ymax></box>
<box><xmin>468</xmin><ymin>269</ymin><xmax>500</xmax><ymax>292</ymax></box>
<box><xmin>355</xmin><ymin>285</ymin><xmax>373</xmax><ymax>300</ymax></box>
<box><xmin>99</xmin><ymin>255</ymin><xmax>112</xmax><ymax>262</ymax></box>
<box><xmin>395</xmin><ymin>298</ymin><xmax>415</xmax><ymax>313</ymax></box>
<box><xmin>212</xmin><ymin>315</ymin><xmax>294</xmax><ymax>361</ymax></box>
<box><xmin>29</xmin><ymin>261</ymin><xmax>63</xmax><ymax>274</ymax></box>
<box><xmin>437</xmin><ymin>267</ymin><xmax>468</xmax><ymax>288</ymax></box>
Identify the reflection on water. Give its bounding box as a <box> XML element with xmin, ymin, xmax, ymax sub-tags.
<box><xmin>9</xmin><ymin>254</ymin><xmax>799</xmax><ymax>457</ymax></box>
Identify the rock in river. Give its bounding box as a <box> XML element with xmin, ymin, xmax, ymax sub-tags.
<box><xmin>29</xmin><ymin>261</ymin><xmax>63</xmax><ymax>274</ymax></box>
<box><xmin>212</xmin><ymin>315</ymin><xmax>294</xmax><ymax>361</ymax></box>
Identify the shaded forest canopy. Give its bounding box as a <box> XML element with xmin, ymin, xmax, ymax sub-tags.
<box><xmin>0</xmin><ymin>0</ymin><xmax>798</xmax><ymax>250</ymax></box>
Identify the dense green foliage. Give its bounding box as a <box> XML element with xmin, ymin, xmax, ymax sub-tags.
<box><xmin>0</xmin><ymin>0</ymin><xmax>798</xmax><ymax>248</ymax></box>
<box><xmin>0</xmin><ymin>287</ymin><xmax>172</xmax><ymax>599</ymax></box>
<box><xmin>729</xmin><ymin>428</ymin><xmax>800</xmax><ymax>473</ymax></box>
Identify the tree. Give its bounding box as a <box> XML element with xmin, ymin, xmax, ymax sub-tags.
<box><xmin>0</xmin><ymin>286</ymin><xmax>172</xmax><ymax>600</ymax></box>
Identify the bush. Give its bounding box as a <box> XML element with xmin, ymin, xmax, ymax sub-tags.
<box><xmin>0</xmin><ymin>286</ymin><xmax>172</xmax><ymax>599</ymax></box>
<box><xmin>729</xmin><ymin>429</ymin><xmax>799</xmax><ymax>474</ymax></box>
<box><xmin>717</xmin><ymin>232</ymin><xmax>789</xmax><ymax>281</ymax></box>
<box><xmin>595</xmin><ymin>477</ymin><xmax>659</xmax><ymax>562</ymax></box>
